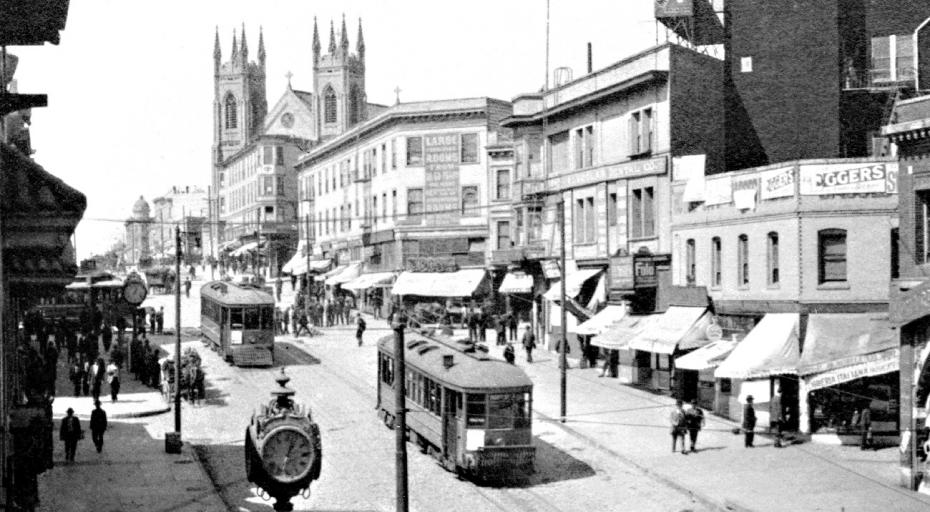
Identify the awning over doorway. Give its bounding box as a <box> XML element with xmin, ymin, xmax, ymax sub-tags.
<box><xmin>715</xmin><ymin>313</ymin><xmax>800</xmax><ymax>380</ymax></box>
<box><xmin>231</xmin><ymin>241</ymin><xmax>259</xmax><ymax>257</ymax></box>
<box><xmin>281</xmin><ymin>241</ymin><xmax>307</xmax><ymax>275</ymax></box>
<box><xmin>342</xmin><ymin>271</ymin><xmax>396</xmax><ymax>291</ymax></box>
<box><xmin>315</xmin><ymin>264</ymin><xmax>347</xmax><ymax>282</ymax></box>
<box><xmin>628</xmin><ymin>306</ymin><xmax>712</xmax><ymax>355</ymax></box>
<box><xmin>543</xmin><ymin>267</ymin><xmax>603</xmax><ymax>301</ymax></box>
<box><xmin>391</xmin><ymin>269</ymin><xmax>487</xmax><ymax>297</ymax></box>
<box><xmin>675</xmin><ymin>339</ymin><xmax>739</xmax><ymax>371</ymax></box>
<box><xmin>326</xmin><ymin>262</ymin><xmax>362</xmax><ymax>285</ymax></box>
<box><xmin>498</xmin><ymin>272</ymin><xmax>533</xmax><ymax>294</ymax></box>
<box><xmin>575</xmin><ymin>305</ymin><xmax>627</xmax><ymax>336</ymax></box>
<box><xmin>590</xmin><ymin>314</ymin><xmax>657</xmax><ymax>350</ymax></box>
<box><xmin>799</xmin><ymin>314</ymin><xmax>898</xmax><ymax>391</ymax></box>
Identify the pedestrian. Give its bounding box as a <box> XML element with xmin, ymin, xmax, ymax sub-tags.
<box><xmin>101</xmin><ymin>323</ymin><xmax>113</xmax><ymax>352</ymax></box>
<box><xmin>275</xmin><ymin>276</ymin><xmax>283</xmax><ymax>302</ymax></box>
<box><xmin>496</xmin><ymin>315</ymin><xmax>507</xmax><ymax>346</ymax></box>
<box><xmin>283</xmin><ymin>307</ymin><xmax>291</xmax><ymax>334</ymax></box>
<box><xmin>685</xmin><ymin>399</ymin><xmax>705</xmax><ymax>453</ymax></box>
<box><xmin>69</xmin><ymin>356</ymin><xmax>85</xmax><ymax>396</ymax></box>
<box><xmin>771</xmin><ymin>387</ymin><xmax>785</xmax><ymax>448</ymax></box>
<box><xmin>274</xmin><ymin>307</ymin><xmax>283</xmax><ymax>335</ymax></box>
<box><xmin>859</xmin><ymin>405</ymin><xmax>873</xmax><ymax>450</ymax></box>
<box><xmin>356</xmin><ymin>314</ymin><xmax>367</xmax><ymax>347</ymax></box>
<box><xmin>296</xmin><ymin>312</ymin><xmax>311</xmax><ymax>337</ymax></box>
<box><xmin>106</xmin><ymin>359</ymin><xmax>120</xmax><ymax>402</ymax></box>
<box><xmin>323</xmin><ymin>300</ymin><xmax>332</xmax><ymax>327</ymax></box>
<box><xmin>59</xmin><ymin>407</ymin><xmax>82</xmax><ymax>462</ymax></box>
<box><xmin>742</xmin><ymin>395</ymin><xmax>757</xmax><ymax>448</ymax></box>
<box><xmin>293</xmin><ymin>306</ymin><xmax>301</xmax><ymax>333</ymax></box>
<box><xmin>290</xmin><ymin>273</ymin><xmax>297</xmax><ymax>292</ymax></box>
<box><xmin>670</xmin><ymin>399</ymin><xmax>687</xmax><ymax>454</ymax></box>
<box><xmin>521</xmin><ymin>328</ymin><xmax>536</xmax><ymax>363</ymax></box>
<box><xmin>344</xmin><ymin>294</ymin><xmax>355</xmax><ymax>324</ymax></box>
<box><xmin>184</xmin><ymin>277</ymin><xmax>192</xmax><ymax>298</ymax></box>
<box><xmin>467</xmin><ymin>309</ymin><xmax>479</xmax><ymax>342</ymax></box>
<box><xmin>156</xmin><ymin>306</ymin><xmax>164</xmax><ymax>335</ymax></box>
<box><xmin>91</xmin><ymin>357</ymin><xmax>104</xmax><ymax>402</ymax></box>
<box><xmin>503</xmin><ymin>342</ymin><xmax>516</xmax><ymax>364</ymax></box>
<box><xmin>90</xmin><ymin>400</ymin><xmax>107</xmax><ymax>453</ymax></box>
<box><xmin>149</xmin><ymin>310</ymin><xmax>157</xmax><ymax>335</ymax></box>
<box><xmin>81</xmin><ymin>357</ymin><xmax>91</xmax><ymax>396</ymax></box>
<box><xmin>508</xmin><ymin>311</ymin><xmax>518</xmax><ymax>342</ymax></box>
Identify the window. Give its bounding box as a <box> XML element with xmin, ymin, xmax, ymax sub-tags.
<box><xmin>323</xmin><ymin>86</ymin><xmax>337</xmax><ymax>123</ymax></box>
<box><xmin>585</xmin><ymin>197</ymin><xmax>595</xmax><ymax>242</ymax></box>
<box><xmin>391</xmin><ymin>139</ymin><xmax>397</xmax><ymax>169</ymax></box>
<box><xmin>740</xmin><ymin>56</ymin><xmax>753</xmax><ymax>73</ymax></box>
<box><xmin>891</xmin><ymin>227</ymin><xmax>900</xmax><ymax>280</ymax></box>
<box><xmin>608</xmin><ymin>193</ymin><xmax>618</xmax><ymax>227</ymax></box>
<box><xmin>711</xmin><ymin>236</ymin><xmax>721</xmax><ymax>286</ymax></box>
<box><xmin>548</xmin><ymin>131</ymin><xmax>570</xmax><ymax>173</ymax></box>
<box><xmin>574</xmin><ymin>199</ymin><xmax>585</xmax><ymax>244</ymax></box>
<box><xmin>574</xmin><ymin>125</ymin><xmax>595</xmax><ymax>168</ymax></box>
<box><xmin>275</xmin><ymin>146</ymin><xmax>284</xmax><ymax>166</ymax></box>
<box><xmin>324</xmin><ymin>209</ymin><xmax>329</xmax><ymax>235</ymax></box>
<box><xmin>497</xmin><ymin>221</ymin><xmax>511</xmax><ymax>250</ymax></box>
<box><xmin>767</xmin><ymin>232</ymin><xmax>780</xmax><ymax>285</ymax></box>
<box><xmin>737</xmin><ymin>234</ymin><xmax>749</xmax><ymax>286</ymax></box>
<box><xmin>686</xmin><ymin>239</ymin><xmax>696</xmax><ymax>284</ymax></box>
<box><xmin>461</xmin><ymin>185</ymin><xmax>478</xmax><ymax>215</ymax></box>
<box><xmin>871</xmin><ymin>35</ymin><xmax>915</xmax><ymax>84</ymax></box>
<box><xmin>495</xmin><ymin>169</ymin><xmax>511</xmax><ymax>200</ymax></box>
<box><xmin>572</xmin><ymin>196</ymin><xmax>596</xmax><ymax>244</ymax></box>
<box><xmin>392</xmin><ymin>189</ymin><xmax>397</xmax><ymax>220</ymax></box>
<box><xmin>466</xmin><ymin>394</ymin><xmax>486</xmax><ymax>427</ymax></box>
<box><xmin>818</xmin><ymin>229</ymin><xmax>847</xmax><ymax>283</ymax></box>
<box><xmin>916</xmin><ymin>191</ymin><xmax>930</xmax><ymax>265</ymax></box>
<box><xmin>629</xmin><ymin>108</ymin><xmax>653</xmax><ymax>155</ymax></box>
<box><xmin>406</xmin><ymin>136</ymin><xmax>423</xmax><ymax>166</ymax></box>
<box><xmin>224</xmin><ymin>93</ymin><xmax>237</xmax><ymax>129</ymax></box>
<box><xmin>407</xmin><ymin>188</ymin><xmax>424</xmax><ymax>220</ymax></box>
<box><xmin>262</xmin><ymin>176</ymin><xmax>275</xmax><ymax>195</ymax></box>
<box><xmin>381</xmin><ymin>143</ymin><xmax>387</xmax><ymax>173</ymax></box>
<box><xmin>630</xmin><ymin>186</ymin><xmax>655</xmax><ymax>239</ymax></box>
<box><xmin>460</xmin><ymin>133</ymin><xmax>478</xmax><ymax>163</ymax></box>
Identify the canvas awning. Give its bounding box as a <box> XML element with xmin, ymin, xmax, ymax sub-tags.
<box><xmin>231</xmin><ymin>241</ymin><xmax>258</xmax><ymax>257</ymax></box>
<box><xmin>498</xmin><ymin>272</ymin><xmax>533</xmax><ymax>294</ymax></box>
<box><xmin>591</xmin><ymin>314</ymin><xmax>657</xmax><ymax>350</ymax></box>
<box><xmin>92</xmin><ymin>279</ymin><xmax>124</xmax><ymax>288</ymax></box>
<box><xmin>65</xmin><ymin>281</ymin><xmax>90</xmax><ymax>290</ymax></box>
<box><xmin>326</xmin><ymin>262</ymin><xmax>362</xmax><ymax>285</ymax></box>
<box><xmin>628</xmin><ymin>306</ymin><xmax>712</xmax><ymax>355</ymax></box>
<box><xmin>715</xmin><ymin>313</ymin><xmax>800</xmax><ymax>379</ymax></box>
<box><xmin>219</xmin><ymin>240</ymin><xmax>241</xmax><ymax>252</ymax></box>
<box><xmin>675</xmin><ymin>339</ymin><xmax>739</xmax><ymax>371</ymax></box>
<box><xmin>342</xmin><ymin>271</ymin><xmax>395</xmax><ymax>291</ymax></box>
<box><xmin>543</xmin><ymin>267</ymin><xmax>603</xmax><ymax>301</ymax></box>
<box><xmin>798</xmin><ymin>314</ymin><xmax>898</xmax><ymax>391</ymax></box>
<box><xmin>281</xmin><ymin>241</ymin><xmax>307</xmax><ymax>275</ymax></box>
<box><xmin>391</xmin><ymin>269</ymin><xmax>487</xmax><ymax>297</ymax></box>
<box><xmin>315</xmin><ymin>264</ymin><xmax>346</xmax><ymax>282</ymax></box>
<box><xmin>575</xmin><ymin>305</ymin><xmax>627</xmax><ymax>336</ymax></box>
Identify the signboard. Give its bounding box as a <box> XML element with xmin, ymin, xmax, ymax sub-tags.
<box><xmin>759</xmin><ymin>167</ymin><xmax>795</xmax><ymax>199</ymax></box>
<box><xmin>633</xmin><ymin>254</ymin><xmax>671</xmax><ymax>289</ymax></box>
<box><xmin>799</xmin><ymin>162</ymin><xmax>898</xmax><ymax>196</ymax></box>
<box><xmin>704</xmin><ymin>174</ymin><xmax>732</xmax><ymax>205</ymax></box>
<box><xmin>424</xmin><ymin>133</ymin><xmax>461</xmax><ymax>226</ymax></box>
<box><xmin>609</xmin><ymin>255</ymin><xmax>635</xmax><ymax>291</ymax></box>
<box><xmin>541</xmin><ymin>260</ymin><xmax>561</xmax><ymax>280</ymax></box>
<box><xmin>655</xmin><ymin>0</ymin><xmax>693</xmax><ymax>18</ymax></box>
<box><xmin>551</xmin><ymin>156</ymin><xmax>666</xmax><ymax>190</ymax></box>
<box><xmin>806</xmin><ymin>349</ymin><xmax>899</xmax><ymax>391</ymax></box>
<box><xmin>890</xmin><ymin>278</ymin><xmax>930</xmax><ymax>326</ymax></box>
<box><xmin>705</xmin><ymin>323</ymin><xmax>723</xmax><ymax>342</ymax></box>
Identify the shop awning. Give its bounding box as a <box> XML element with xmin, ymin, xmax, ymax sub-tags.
<box><xmin>315</xmin><ymin>264</ymin><xmax>346</xmax><ymax>282</ymax></box>
<box><xmin>575</xmin><ymin>305</ymin><xmax>627</xmax><ymax>336</ymax></box>
<box><xmin>799</xmin><ymin>314</ymin><xmax>898</xmax><ymax>391</ymax></box>
<box><xmin>219</xmin><ymin>240</ymin><xmax>241</xmax><ymax>252</ymax></box>
<box><xmin>326</xmin><ymin>262</ymin><xmax>362</xmax><ymax>285</ymax></box>
<box><xmin>591</xmin><ymin>314</ymin><xmax>657</xmax><ymax>350</ymax></box>
<box><xmin>65</xmin><ymin>281</ymin><xmax>90</xmax><ymax>290</ymax></box>
<box><xmin>543</xmin><ymin>267</ymin><xmax>603</xmax><ymax>301</ymax></box>
<box><xmin>391</xmin><ymin>269</ymin><xmax>487</xmax><ymax>297</ymax></box>
<box><xmin>92</xmin><ymin>279</ymin><xmax>124</xmax><ymax>288</ymax></box>
<box><xmin>498</xmin><ymin>272</ymin><xmax>533</xmax><ymax>294</ymax></box>
<box><xmin>628</xmin><ymin>306</ymin><xmax>712</xmax><ymax>355</ymax></box>
<box><xmin>231</xmin><ymin>241</ymin><xmax>258</xmax><ymax>257</ymax></box>
<box><xmin>715</xmin><ymin>313</ymin><xmax>800</xmax><ymax>380</ymax></box>
<box><xmin>281</xmin><ymin>241</ymin><xmax>307</xmax><ymax>275</ymax></box>
<box><xmin>342</xmin><ymin>271</ymin><xmax>395</xmax><ymax>291</ymax></box>
<box><xmin>675</xmin><ymin>339</ymin><xmax>739</xmax><ymax>371</ymax></box>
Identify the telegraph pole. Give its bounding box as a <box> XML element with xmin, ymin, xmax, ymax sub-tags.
<box><xmin>208</xmin><ymin>185</ymin><xmax>215</xmax><ymax>280</ymax></box>
<box><xmin>392</xmin><ymin>306</ymin><xmax>409</xmax><ymax>512</ymax></box>
<box><xmin>174</xmin><ymin>225</ymin><xmax>182</xmax><ymax>434</ymax></box>
<box><xmin>558</xmin><ymin>198</ymin><xmax>567</xmax><ymax>423</ymax></box>
<box><xmin>305</xmin><ymin>214</ymin><xmax>312</xmax><ymax>325</ymax></box>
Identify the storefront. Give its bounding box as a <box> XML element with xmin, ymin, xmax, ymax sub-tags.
<box><xmin>592</xmin><ymin>314</ymin><xmax>659</xmax><ymax>384</ymax></box>
<box><xmin>544</xmin><ymin>265</ymin><xmax>605</xmax><ymax>353</ymax></box>
<box><xmin>675</xmin><ymin>338</ymin><xmax>739</xmax><ymax>409</ymax></box>
<box><xmin>390</xmin><ymin>269</ymin><xmax>490</xmax><ymax>325</ymax></box>
<box><xmin>798</xmin><ymin>314</ymin><xmax>899</xmax><ymax>444</ymax></box>
<box><xmin>576</xmin><ymin>305</ymin><xmax>628</xmax><ymax>377</ymax></box>
<box><xmin>342</xmin><ymin>271</ymin><xmax>396</xmax><ymax>317</ymax></box>
<box><xmin>626</xmin><ymin>305</ymin><xmax>714</xmax><ymax>392</ymax></box>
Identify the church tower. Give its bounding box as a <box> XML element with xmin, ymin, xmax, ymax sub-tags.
<box><xmin>212</xmin><ymin>24</ymin><xmax>267</xmax><ymax>166</ymax></box>
<box><xmin>313</xmin><ymin>15</ymin><xmax>367</xmax><ymax>140</ymax></box>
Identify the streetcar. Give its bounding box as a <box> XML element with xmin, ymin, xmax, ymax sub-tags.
<box><xmin>200</xmin><ymin>280</ymin><xmax>275</xmax><ymax>366</ymax></box>
<box><xmin>376</xmin><ymin>332</ymin><xmax>535</xmax><ymax>481</ymax></box>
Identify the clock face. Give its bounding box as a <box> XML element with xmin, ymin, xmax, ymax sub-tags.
<box><xmin>261</xmin><ymin>428</ymin><xmax>313</xmax><ymax>482</ymax></box>
<box><xmin>281</xmin><ymin>112</ymin><xmax>295</xmax><ymax>128</ymax></box>
<box><xmin>123</xmin><ymin>282</ymin><xmax>147</xmax><ymax>305</ymax></box>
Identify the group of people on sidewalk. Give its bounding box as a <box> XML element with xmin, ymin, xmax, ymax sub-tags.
<box><xmin>59</xmin><ymin>401</ymin><xmax>108</xmax><ymax>463</ymax></box>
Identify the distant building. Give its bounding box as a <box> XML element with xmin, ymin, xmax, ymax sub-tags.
<box><xmin>124</xmin><ymin>195</ymin><xmax>153</xmax><ymax>267</ymax></box>
<box><xmin>151</xmin><ymin>185</ymin><xmax>208</xmax><ymax>263</ymax></box>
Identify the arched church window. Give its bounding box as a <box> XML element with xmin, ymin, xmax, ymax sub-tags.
<box><xmin>349</xmin><ymin>85</ymin><xmax>360</xmax><ymax>125</ymax></box>
<box><xmin>224</xmin><ymin>93</ymin><xmax>238</xmax><ymax>129</ymax></box>
<box><xmin>324</xmin><ymin>86</ymin><xmax>337</xmax><ymax>124</ymax></box>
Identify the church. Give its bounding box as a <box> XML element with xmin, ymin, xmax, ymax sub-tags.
<box><xmin>210</xmin><ymin>16</ymin><xmax>386</xmax><ymax>277</ymax></box>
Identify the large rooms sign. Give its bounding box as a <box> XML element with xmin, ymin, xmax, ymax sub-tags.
<box><xmin>424</xmin><ymin>134</ymin><xmax>461</xmax><ymax>226</ymax></box>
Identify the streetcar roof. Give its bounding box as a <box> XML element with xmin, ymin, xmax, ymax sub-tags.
<box><xmin>200</xmin><ymin>281</ymin><xmax>274</xmax><ymax>305</ymax></box>
<box><xmin>377</xmin><ymin>332</ymin><xmax>533</xmax><ymax>391</ymax></box>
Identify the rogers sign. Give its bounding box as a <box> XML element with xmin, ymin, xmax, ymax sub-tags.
<box><xmin>799</xmin><ymin>162</ymin><xmax>898</xmax><ymax>196</ymax></box>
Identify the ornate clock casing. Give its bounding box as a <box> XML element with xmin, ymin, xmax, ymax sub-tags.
<box><xmin>123</xmin><ymin>272</ymin><xmax>147</xmax><ymax>305</ymax></box>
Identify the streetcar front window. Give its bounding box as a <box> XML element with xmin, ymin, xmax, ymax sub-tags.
<box><xmin>515</xmin><ymin>393</ymin><xmax>531</xmax><ymax>429</ymax></box>
<box><xmin>488</xmin><ymin>394</ymin><xmax>515</xmax><ymax>429</ymax></box>
<box><xmin>230</xmin><ymin>308</ymin><xmax>244</xmax><ymax>329</ymax></box>
<box><xmin>260</xmin><ymin>306</ymin><xmax>274</xmax><ymax>330</ymax></box>
<box><xmin>466</xmin><ymin>393</ymin><xmax>486</xmax><ymax>427</ymax></box>
<box><xmin>244</xmin><ymin>308</ymin><xmax>261</xmax><ymax>329</ymax></box>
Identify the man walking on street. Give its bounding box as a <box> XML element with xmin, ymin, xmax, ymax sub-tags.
<box><xmin>107</xmin><ymin>359</ymin><xmax>120</xmax><ymax>402</ymax></box>
<box><xmin>742</xmin><ymin>395</ymin><xmax>757</xmax><ymax>448</ymax></box>
<box><xmin>296</xmin><ymin>312</ymin><xmax>311</xmax><ymax>337</ymax></box>
<box><xmin>859</xmin><ymin>405</ymin><xmax>872</xmax><ymax>450</ymax></box>
<box><xmin>670</xmin><ymin>399</ymin><xmax>687</xmax><ymax>454</ymax></box>
<box><xmin>508</xmin><ymin>312</ymin><xmax>518</xmax><ymax>342</ymax></box>
<box><xmin>156</xmin><ymin>307</ymin><xmax>164</xmax><ymax>335</ymax></box>
<box><xmin>59</xmin><ymin>408</ymin><xmax>82</xmax><ymax>462</ymax></box>
<box><xmin>771</xmin><ymin>387</ymin><xmax>785</xmax><ymax>448</ymax></box>
<box><xmin>275</xmin><ymin>276</ymin><xmax>283</xmax><ymax>302</ymax></box>
<box><xmin>90</xmin><ymin>400</ymin><xmax>107</xmax><ymax>453</ymax></box>
<box><xmin>356</xmin><ymin>314</ymin><xmax>367</xmax><ymax>347</ymax></box>
<box><xmin>522</xmin><ymin>328</ymin><xmax>536</xmax><ymax>363</ymax></box>
<box><xmin>184</xmin><ymin>276</ymin><xmax>192</xmax><ymax>298</ymax></box>
<box><xmin>685</xmin><ymin>399</ymin><xmax>705</xmax><ymax>453</ymax></box>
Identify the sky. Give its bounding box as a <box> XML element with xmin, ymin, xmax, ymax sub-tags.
<box><xmin>14</xmin><ymin>0</ymin><xmax>660</xmax><ymax>260</ymax></box>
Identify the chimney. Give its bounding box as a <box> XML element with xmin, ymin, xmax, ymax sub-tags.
<box><xmin>587</xmin><ymin>42</ymin><xmax>593</xmax><ymax>74</ymax></box>
<box><xmin>442</xmin><ymin>354</ymin><xmax>454</xmax><ymax>369</ymax></box>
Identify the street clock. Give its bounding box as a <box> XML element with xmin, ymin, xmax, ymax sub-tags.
<box><xmin>123</xmin><ymin>272</ymin><xmax>147</xmax><ymax>305</ymax></box>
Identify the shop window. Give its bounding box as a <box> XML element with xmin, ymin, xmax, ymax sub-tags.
<box><xmin>460</xmin><ymin>133</ymin><xmax>479</xmax><ymax>164</ymax></box>
<box><xmin>711</xmin><ymin>236</ymin><xmax>722</xmax><ymax>287</ymax></box>
<box><xmin>768</xmin><ymin>232</ymin><xmax>780</xmax><ymax>285</ymax></box>
<box><xmin>818</xmin><ymin>229</ymin><xmax>847</xmax><ymax>283</ymax></box>
<box><xmin>686</xmin><ymin>238</ymin><xmax>696</xmax><ymax>285</ymax></box>
<box><xmin>737</xmin><ymin>234</ymin><xmax>749</xmax><ymax>286</ymax></box>
<box><xmin>406</xmin><ymin>136</ymin><xmax>423</xmax><ymax>166</ymax></box>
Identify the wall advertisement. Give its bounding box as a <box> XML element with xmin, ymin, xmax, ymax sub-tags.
<box><xmin>759</xmin><ymin>167</ymin><xmax>795</xmax><ymax>199</ymax></box>
<box><xmin>424</xmin><ymin>133</ymin><xmax>461</xmax><ymax>226</ymax></box>
<box><xmin>799</xmin><ymin>162</ymin><xmax>898</xmax><ymax>196</ymax></box>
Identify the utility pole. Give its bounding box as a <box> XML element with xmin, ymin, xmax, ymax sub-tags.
<box><xmin>558</xmin><ymin>198</ymin><xmax>567</xmax><ymax>423</ymax></box>
<box><xmin>305</xmin><ymin>214</ymin><xmax>312</xmax><ymax>325</ymax></box>
<box><xmin>174</xmin><ymin>225</ymin><xmax>182</xmax><ymax>434</ymax></box>
<box><xmin>159</xmin><ymin>212</ymin><xmax>165</xmax><ymax>263</ymax></box>
<box><xmin>208</xmin><ymin>185</ymin><xmax>215</xmax><ymax>280</ymax></box>
<box><xmin>392</xmin><ymin>306</ymin><xmax>409</xmax><ymax>512</ymax></box>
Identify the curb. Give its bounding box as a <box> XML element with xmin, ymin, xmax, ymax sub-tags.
<box><xmin>71</xmin><ymin>405</ymin><xmax>171</xmax><ymax>420</ymax></box>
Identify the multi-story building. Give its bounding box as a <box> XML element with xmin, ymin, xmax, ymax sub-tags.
<box><xmin>123</xmin><ymin>196</ymin><xmax>153</xmax><ymax>267</ymax></box>
<box><xmin>151</xmin><ymin>186</ymin><xmax>208</xmax><ymax>263</ymax></box>
<box><xmin>671</xmin><ymin>158</ymin><xmax>899</xmax><ymax>434</ymax></box>
<box><xmin>496</xmin><ymin>43</ymin><xmax>725</xmax><ymax>353</ymax></box>
<box><xmin>211</xmin><ymin>18</ymin><xmax>385</xmax><ymax>276</ymax></box>
<box><xmin>295</xmin><ymin>97</ymin><xmax>512</xmax><ymax>305</ymax></box>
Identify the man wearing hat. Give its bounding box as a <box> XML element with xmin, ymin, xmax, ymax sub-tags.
<box><xmin>59</xmin><ymin>408</ymin><xmax>82</xmax><ymax>462</ymax></box>
<box><xmin>90</xmin><ymin>400</ymin><xmax>108</xmax><ymax>453</ymax></box>
<box><xmin>742</xmin><ymin>395</ymin><xmax>757</xmax><ymax>448</ymax></box>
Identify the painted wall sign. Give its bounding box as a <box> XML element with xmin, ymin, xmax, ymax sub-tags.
<box><xmin>799</xmin><ymin>162</ymin><xmax>898</xmax><ymax>196</ymax></box>
<box><xmin>633</xmin><ymin>254</ymin><xmax>671</xmax><ymax>288</ymax></box>
<box><xmin>655</xmin><ymin>0</ymin><xmax>693</xmax><ymax>18</ymax></box>
<box><xmin>609</xmin><ymin>255</ymin><xmax>635</xmax><ymax>291</ymax></box>
<box><xmin>759</xmin><ymin>167</ymin><xmax>796</xmax><ymax>199</ymax></box>
<box><xmin>424</xmin><ymin>133</ymin><xmax>461</xmax><ymax>226</ymax></box>
<box><xmin>550</xmin><ymin>156</ymin><xmax>666</xmax><ymax>190</ymax></box>
<box><xmin>541</xmin><ymin>259</ymin><xmax>561</xmax><ymax>280</ymax></box>
<box><xmin>806</xmin><ymin>349</ymin><xmax>899</xmax><ymax>390</ymax></box>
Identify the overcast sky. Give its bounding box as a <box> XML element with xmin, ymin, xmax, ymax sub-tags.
<box><xmin>14</xmin><ymin>0</ymin><xmax>659</xmax><ymax>260</ymax></box>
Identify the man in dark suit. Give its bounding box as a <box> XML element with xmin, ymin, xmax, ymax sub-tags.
<box><xmin>742</xmin><ymin>395</ymin><xmax>757</xmax><ymax>448</ymax></box>
<box><xmin>59</xmin><ymin>408</ymin><xmax>82</xmax><ymax>462</ymax></box>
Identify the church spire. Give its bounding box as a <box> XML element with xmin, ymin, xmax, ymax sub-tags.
<box><xmin>312</xmin><ymin>16</ymin><xmax>321</xmax><ymax>64</ymax></box>
<box><xmin>340</xmin><ymin>14</ymin><xmax>349</xmax><ymax>54</ymax></box>
<box><xmin>258</xmin><ymin>26</ymin><xmax>266</xmax><ymax>70</ymax></box>
<box><xmin>356</xmin><ymin>18</ymin><xmax>365</xmax><ymax>60</ymax></box>
<box><xmin>328</xmin><ymin>19</ymin><xmax>336</xmax><ymax>54</ymax></box>
<box><xmin>231</xmin><ymin>28</ymin><xmax>238</xmax><ymax>62</ymax></box>
<box><xmin>240</xmin><ymin>23</ymin><xmax>248</xmax><ymax>64</ymax></box>
<box><xmin>213</xmin><ymin>26</ymin><xmax>221</xmax><ymax>72</ymax></box>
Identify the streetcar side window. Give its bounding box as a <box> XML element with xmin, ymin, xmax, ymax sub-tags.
<box><xmin>230</xmin><ymin>308</ymin><xmax>244</xmax><ymax>329</ymax></box>
<box><xmin>380</xmin><ymin>354</ymin><xmax>394</xmax><ymax>385</ymax></box>
<box><xmin>466</xmin><ymin>393</ymin><xmax>486</xmax><ymax>427</ymax></box>
<box><xmin>244</xmin><ymin>308</ymin><xmax>261</xmax><ymax>329</ymax></box>
<box><xmin>515</xmin><ymin>393</ymin><xmax>531</xmax><ymax>429</ymax></box>
<box><xmin>221</xmin><ymin>306</ymin><xmax>228</xmax><ymax>327</ymax></box>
